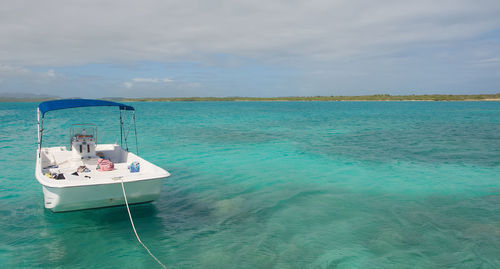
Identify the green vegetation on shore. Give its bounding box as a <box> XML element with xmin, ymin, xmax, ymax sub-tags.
<box><xmin>0</xmin><ymin>97</ymin><xmax>57</xmax><ymax>102</ymax></box>
<box><xmin>118</xmin><ymin>94</ymin><xmax>500</xmax><ymax>102</ymax></box>
<box><xmin>1</xmin><ymin>94</ymin><xmax>499</xmax><ymax>102</ymax></box>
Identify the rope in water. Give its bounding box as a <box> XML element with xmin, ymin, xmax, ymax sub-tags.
<box><xmin>120</xmin><ymin>179</ymin><xmax>167</xmax><ymax>269</ymax></box>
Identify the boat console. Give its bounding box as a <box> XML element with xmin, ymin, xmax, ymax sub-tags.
<box><xmin>70</xmin><ymin>124</ymin><xmax>97</xmax><ymax>160</ymax></box>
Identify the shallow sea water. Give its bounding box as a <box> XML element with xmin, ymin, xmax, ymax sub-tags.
<box><xmin>0</xmin><ymin>101</ymin><xmax>499</xmax><ymax>268</ymax></box>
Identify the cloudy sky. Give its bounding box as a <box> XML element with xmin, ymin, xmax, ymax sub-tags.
<box><xmin>1</xmin><ymin>0</ymin><xmax>499</xmax><ymax>98</ymax></box>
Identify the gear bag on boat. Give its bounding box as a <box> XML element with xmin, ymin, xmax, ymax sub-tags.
<box><xmin>97</xmin><ymin>158</ymin><xmax>114</xmax><ymax>171</ymax></box>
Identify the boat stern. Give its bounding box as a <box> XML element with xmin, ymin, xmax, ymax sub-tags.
<box><xmin>41</xmin><ymin>178</ymin><xmax>164</xmax><ymax>212</ymax></box>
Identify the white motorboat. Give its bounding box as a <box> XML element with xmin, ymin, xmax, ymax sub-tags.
<box><xmin>35</xmin><ymin>99</ymin><xmax>170</xmax><ymax>212</ymax></box>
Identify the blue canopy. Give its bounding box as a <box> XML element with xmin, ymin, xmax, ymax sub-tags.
<box><xmin>38</xmin><ymin>99</ymin><xmax>134</xmax><ymax>116</ymax></box>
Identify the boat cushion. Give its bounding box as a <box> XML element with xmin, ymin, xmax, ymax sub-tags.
<box><xmin>97</xmin><ymin>158</ymin><xmax>114</xmax><ymax>171</ymax></box>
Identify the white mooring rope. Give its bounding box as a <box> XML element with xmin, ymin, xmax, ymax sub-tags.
<box><xmin>120</xmin><ymin>179</ymin><xmax>167</xmax><ymax>269</ymax></box>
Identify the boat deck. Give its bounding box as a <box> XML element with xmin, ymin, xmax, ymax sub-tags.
<box><xmin>45</xmin><ymin>158</ymin><xmax>133</xmax><ymax>181</ymax></box>
<box><xmin>38</xmin><ymin>144</ymin><xmax>169</xmax><ymax>187</ymax></box>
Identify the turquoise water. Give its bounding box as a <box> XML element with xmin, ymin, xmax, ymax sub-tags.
<box><xmin>1</xmin><ymin>101</ymin><xmax>499</xmax><ymax>268</ymax></box>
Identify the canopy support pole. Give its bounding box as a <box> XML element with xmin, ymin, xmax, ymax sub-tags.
<box><xmin>37</xmin><ymin>109</ymin><xmax>45</xmax><ymax>157</ymax></box>
<box><xmin>37</xmin><ymin>108</ymin><xmax>41</xmax><ymax>157</ymax></box>
<box><xmin>133</xmin><ymin>111</ymin><xmax>139</xmax><ymax>155</ymax></box>
<box><xmin>120</xmin><ymin>110</ymin><xmax>124</xmax><ymax>148</ymax></box>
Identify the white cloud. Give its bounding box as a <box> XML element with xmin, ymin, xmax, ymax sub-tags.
<box><xmin>0</xmin><ymin>64</ymin><xmax>30</xmax><ymax>75</ymax></box>
<box><xmin>46</xmin><ymin>69</ymin><xmax>56</xmax><ymax>77</ymax></box>
<box><xmin>132</xmin><ymin>78</ymin><xmax>173</xmax><ymax>83</ymax></box>
<box><xmin>123</xmin><ymin>82</ymin><xmax>133</xmax><ymax>89</ymax></box>
<box><xmin>0</xmin><ymin>64</ymin><xmax>60</xmax><ymax>81</ymax></box>
<box><xmin>123</xmin><ymin>77</ymin><xmax>174</xmax><ymax>88</ymax></box>
<box><xmin>0</xmin><ymin>0</ymin><xmax>499</xmax><ymax>66</ymax></box>
<box><xmin>475</xmin><ymin>57</ymin><xmax>500</xmax><ymax>66</ymax></box>
<box><xmin>0</xmin><ymin>64</ymin><xmax>66</xmax><ymax>96</ymax></box>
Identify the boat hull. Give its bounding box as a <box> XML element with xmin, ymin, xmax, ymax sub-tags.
<box><xmin>42</xmin><ymin>178</ymin><xmax>164</xmax><ymax>212</ymax></box>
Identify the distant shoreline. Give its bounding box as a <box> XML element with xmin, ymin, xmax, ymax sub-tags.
<box><xmin>1</xmin><ymin>94</ymin><xmax>499</xmax><ymax>102</ymax></box>
<box><xmin>115</xmin><ymin>94</ymin><xmax>500</xmax><ymax>102</ymax></box>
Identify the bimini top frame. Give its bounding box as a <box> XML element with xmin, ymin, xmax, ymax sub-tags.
<box><xmin>37</xmin><ymin>99</ymin><xmax>138</xmax><ymax>156</ymax></box>
<box><xmin>38</xmin><ymin>99</ymin><xmax>134</xmax><ymax>116</ymax></box>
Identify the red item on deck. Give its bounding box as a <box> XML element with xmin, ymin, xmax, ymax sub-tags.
<box><xmin>97</xmin><ymin>158</ymin><xmax>114</xmax><ymax>171</ymax></box>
